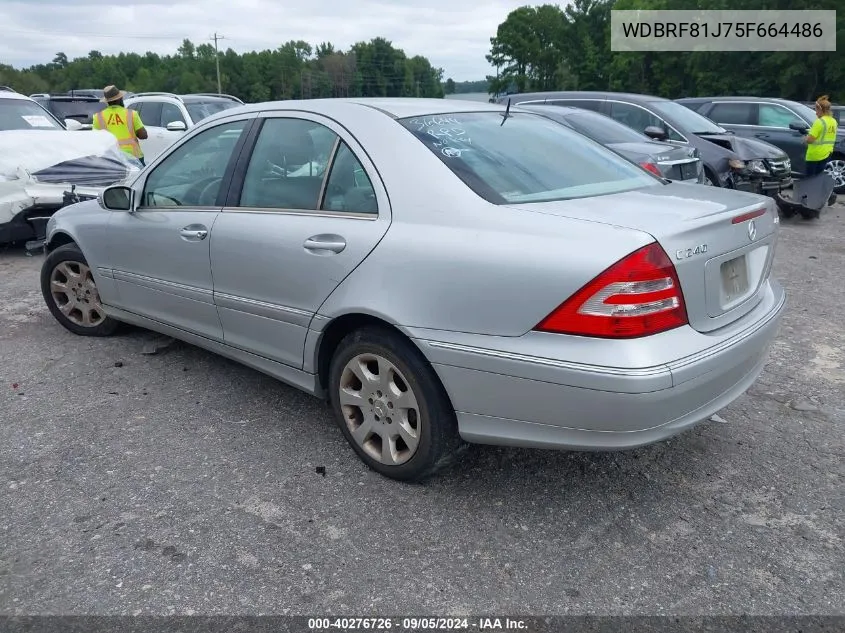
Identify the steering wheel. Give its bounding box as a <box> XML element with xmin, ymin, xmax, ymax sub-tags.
<box><xmin>183</xmin><ymin>176</ymin><xmax>221</xmax><ymax>205</ymax></box>
<box><xmin>197</xmin><ymin>177</ymin><xmax>222</xmax><ymax>206</ymax></box>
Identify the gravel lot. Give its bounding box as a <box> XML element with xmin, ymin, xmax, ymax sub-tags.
<box><xmin>1</xmin><ymin>205</ymin><xmax>844</xmax><ymax>616</ymax></box>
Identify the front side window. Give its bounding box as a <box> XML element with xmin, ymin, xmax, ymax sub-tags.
<box><xmin>0</xmin><ymin>99</ymin><xmax>64</xmax><ymax>130</ymax></box>
<box><xmin>399</xmin><ymin>111</ymin><xmax>660</xmax><ymax>205</ymax></box>
<box><xmin>238</xmin><ymin>117</ymin><xmax>338</xmax><ymax>210</ymax></box>
<box><xmin>160</xmin><ymin>103</ymin><xmax>185</xmax><ymax>127</ymax></box>
<box><xmin>141</xmin><ymin>120</ymin><xmax>247</xmax><ymax>207</ymax></box>
<box><xmin>609</xmin><ymin>102</ymin><xmax>684</xmax><ymax>141</ymax></box>
<box><xmin>649</xmin><ymin>100</ymin><xmax>725</xmax><ymax>135</ymax></box>
<box><xmin>758</xmin><ymin>103</ymin><xmax>806</xmax><ymax>128</ymax></box>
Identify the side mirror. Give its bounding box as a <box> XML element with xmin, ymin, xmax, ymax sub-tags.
<box><xmin>789</xmin><ymin>121</ymin><xmax>809</xmax><ymax>132</ymax></box>
<box><xmin>643</xmin><ymin>125</ymin><xmax>668</xmax><ymax>141</ymax></box>
<box><xmin>99</xmin><ymin>185</ymin><xmax>134</xmax><ymax>211</ymax></box>
<box><xmin>166</xmin><ymin>120</ymin><xmax>187</xmax><ymax>132</ymax></box>
<box><xmin>64</xmin><ymin>118</ymin><xmax>84</xmax><ymax>131</ymax></box>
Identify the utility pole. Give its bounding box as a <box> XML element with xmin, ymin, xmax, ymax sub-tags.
<box><xmin>210</xmin><ymin>32</ymin><xmax>224</xmax><ymax>94</ymax></box>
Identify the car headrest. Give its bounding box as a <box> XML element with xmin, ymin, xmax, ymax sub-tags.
<box><xmin>276</xmin><ymin>129</ymin><xmax>315</xmax><ymax>167</ymax></box>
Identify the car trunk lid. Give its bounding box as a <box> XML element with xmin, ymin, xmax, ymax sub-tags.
<box><xmin>506</xmin><ymin>183</ymin><xmax>779</xmax><ymax>334</ymax></box>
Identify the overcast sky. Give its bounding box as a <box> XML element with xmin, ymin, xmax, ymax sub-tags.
<box><xmin>0</xmin><ymin>0</ymin><xmax>540</xmax><ymax>81</ymax></box>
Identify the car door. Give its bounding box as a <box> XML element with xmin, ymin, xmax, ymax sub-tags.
<box><xmin>127</xmin><ymin>100</ymin><xmax>170</xmax><ymax>160</ymax></box>
<box><xmin>210</xmin><ymin>113</ymin><xmax>391</xmax><ymax>368</ymax></box>
<box><xmin>756</xmin><ymin>102</ymin><xmax>809</xmax><ymax>169</ymax></box>
<box><xmin>158</xmin><ymin>102</ymin><xmax>190</xmax><ymax>152</ymax></box>
<box><xmin>106</xmin><ymin>117</ymin><xmax>252</xmax><ymax>341</ymax></box>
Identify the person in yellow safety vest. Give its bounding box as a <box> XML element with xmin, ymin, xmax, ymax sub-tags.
<box><xmin>803</xmin><ymin>94</ymin><xmax>838</xmax><ymax>177</ymax></box>
<box><xmin>92</xmin><ymin>84</ymin><xmax>149</xmax><ymax>166</ymax></box>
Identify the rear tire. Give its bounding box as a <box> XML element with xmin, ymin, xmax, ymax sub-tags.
<box><xmin>40</xmin><ymin>244</ymin><xmax>120</xmax><ymax>337</ymax></box>
<box><xmin>328</xmin><ymin>326</ymin><xmax>465</xmax><ymax>482</ymax></box>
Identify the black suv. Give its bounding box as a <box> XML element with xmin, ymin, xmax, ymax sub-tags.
<box><xmin>29</xmin><ymin>93</ymin><xmax>104</xmax><ymax>130</ymax></box>
<box><xmin>677</xmin><ymin>96</ymin><xmax>845</xmax><ymax>193</ymax></box>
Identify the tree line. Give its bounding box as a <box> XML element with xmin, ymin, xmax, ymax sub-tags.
<box><xmin>487</xmin><ymin>0</ymin><xmax>844</xmax><ymax>102</ymax></box>
<box><xmin>0</xmin><ymin>37</ymin><xmax>447</xmax><ymax>101</ymax></box>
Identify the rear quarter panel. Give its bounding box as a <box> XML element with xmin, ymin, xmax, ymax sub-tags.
<box><xmin>318</xmin><ymin>208</ymin><xmax>653</xmax><ymax>337</ymax></box>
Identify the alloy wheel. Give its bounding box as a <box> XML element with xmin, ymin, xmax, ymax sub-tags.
<box><xmin>49</xmin><ymin>261</ymin><xmax>106</xmax><ymax>327</ymax></box>
<box><xmin>824</xmin><ymin>159</ymin><xmax>845</xmax><ymax>189</ymax></box>
<box><xmin>338</xmin><ymin>353</ymin><xmax>421</xmax><ymax>466</ymax></box>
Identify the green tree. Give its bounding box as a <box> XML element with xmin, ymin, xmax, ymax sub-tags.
<box><xmin>1</xmin><ymin>37</ymin><xmax>446</xmax><ymax>101</ymax></box>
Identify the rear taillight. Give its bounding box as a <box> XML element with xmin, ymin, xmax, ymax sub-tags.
<box><xmin>640</xmin><ymin>162</ymin><xmax>662</xmax><ymax>177</ymax></box>
<box><xmin>534</xmin><ymin>242</ymin><xmax>689</xmax><ymax>339</ymax></box>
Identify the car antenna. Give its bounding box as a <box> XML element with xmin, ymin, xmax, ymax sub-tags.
<box><xmin>500</xmin><ymin>98</ymin><xmax>512</xmax><ymax>126</ymax></box>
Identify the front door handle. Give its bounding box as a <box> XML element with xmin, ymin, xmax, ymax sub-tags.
<box><xmin>754</xmin><ymin>132</ymin><xmax>769</xmax><ymax>138</ymax></box>
<box><xmin>304</xmin><ymin>234</ymin><xmax>346</xmax><ymax>254</ymax></box>
<box><xmin>180</xmin><ymin>225</ymin><xmax>208</xmax><ymax>241</ymax></box>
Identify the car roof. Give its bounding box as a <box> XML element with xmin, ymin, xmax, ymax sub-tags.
<box><xmin>211</xmin><ymin>97</ymin><xmax>509</xmax><ymax>120</ymax></box>
<box><xmin>678</xmin><ymin>96</ymin><xmax>797</xmax><ymax>104</ymax></box>
<box><xmin>500</xmin><ymin>91</ymin><xmax>669</xmax><ymax>104</ymax></box>
<box><xmin>181</xmin><ymin>95</ymin><xmax>240</xmax><ymax>104</ymax></box>
<box><xmin>0</xmin><ymin>90</ymin><xmax>36</xmax><ymax>102</ymax></box>
<box><xmin>36</xmin><ymin>94</ymin><xmax>101</xmax><ymax>101</ymax></box>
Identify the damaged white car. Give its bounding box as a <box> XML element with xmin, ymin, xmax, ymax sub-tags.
<box><xmin>0</xmin><ymin>129</ymin><xmax>142</xmax><ymax>248</ymax></box>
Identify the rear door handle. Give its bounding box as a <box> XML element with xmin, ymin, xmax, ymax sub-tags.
<box><xmin>754</xmin><ymin>132</ymin><xmax>769</xmax><ymax>138</ymax></box>
<box><xmin>304</xmin><ymin>234</ymin><xmax>346</xmax><ymax>254</ymax></box>
<box><xmin>180</xmin><ymin>225</ymin><xmax>208</xmax><ymax>241</ymax></box>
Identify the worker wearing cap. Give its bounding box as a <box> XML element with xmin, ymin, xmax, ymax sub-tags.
<box><xmin>92</xmin><ymin>84</ymin><xmax>148</xmax><ymax>165</ymax></box>
<box><xmin>803</xmin><ymin>94</ymin><xmax>838</xmax><ymax>177</ymax></box>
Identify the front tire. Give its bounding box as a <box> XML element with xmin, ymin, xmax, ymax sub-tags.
<box><xmin>328</xmin><ymin>327</ymin><xmax>465</xmax><ymax>481</ymax></box>
<box><xmin>40</xmin><ymin>244</ymin><xmax>119</xmax><ymax>337</ymax></box>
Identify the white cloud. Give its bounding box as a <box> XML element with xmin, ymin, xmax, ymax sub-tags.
<box><xmin>0</xmin><ymin>0</ymin><xmax>537</xmax><ymax>81</ymax></box>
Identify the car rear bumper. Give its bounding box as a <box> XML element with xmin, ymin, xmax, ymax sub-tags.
<box><xmin>412</xmin><ymin>279</ymin><xmax>786</xmax><ymax>450</ymax></box>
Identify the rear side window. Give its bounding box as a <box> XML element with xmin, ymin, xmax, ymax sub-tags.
<box><xmin>709</xmin><ymin>102</ymin><xmax>754</xmax><ymax>125</ymax></box>
<box><xmin>399</xmin><ymin>112</ymin><xmax>659</xmax><ymax>205</ymax></box>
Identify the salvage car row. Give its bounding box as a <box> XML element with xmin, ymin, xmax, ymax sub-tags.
<box><xmin>36</xmin><ymin>97</ymin><xmax>786</xmax><ymax>481</ymax></box>
<box><xmin>0</xmin><ymin>88</ymin><xmax>244</xmax><ymax>247</ymax></box>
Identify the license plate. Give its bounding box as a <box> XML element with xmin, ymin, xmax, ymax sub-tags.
<box><xmin>721</xmin><ymin>255</ymin><xmax>749</xmax><ymax>302</ymax></box>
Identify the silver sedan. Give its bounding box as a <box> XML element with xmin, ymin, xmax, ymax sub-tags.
<box><xmin>39</xmin><ymin>98</ymin><xmax>787</xmax><ymax>481</ymax></box>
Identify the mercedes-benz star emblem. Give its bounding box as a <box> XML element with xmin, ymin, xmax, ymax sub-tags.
<box><xmin>747</xmin><ymin>219</ymin><xmax>757</xmax><ymax>242</ymax></box>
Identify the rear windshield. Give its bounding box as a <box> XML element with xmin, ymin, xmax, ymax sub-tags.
<box><xmin>185</xmin><ymin>100</ymin><xmax>239</xmax><ymax>123</ymax></box>
<box><xmin>45</xmin><ymin>99</ymin><xmax>103</xmax><ymax>124</ymax></box>
<box><xmin>398</xmin><ymin>111</ymin><xmax>659</xmax><ymax>204</ymax></box>
<box><xmin>563</xmin><ymin>111</ymin><xmax>653</xmax><ymax>145</ymax></box>
<box><xmin>0</xmin><ymin>99</ymin><xmax>63</xmax><ymax>131</ymax></box>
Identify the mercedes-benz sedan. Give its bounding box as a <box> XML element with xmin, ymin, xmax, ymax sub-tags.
<box><xmin>39</xmin><ymin>98</ymin><xmax>786</xmax><ymax>481</ymax></box>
